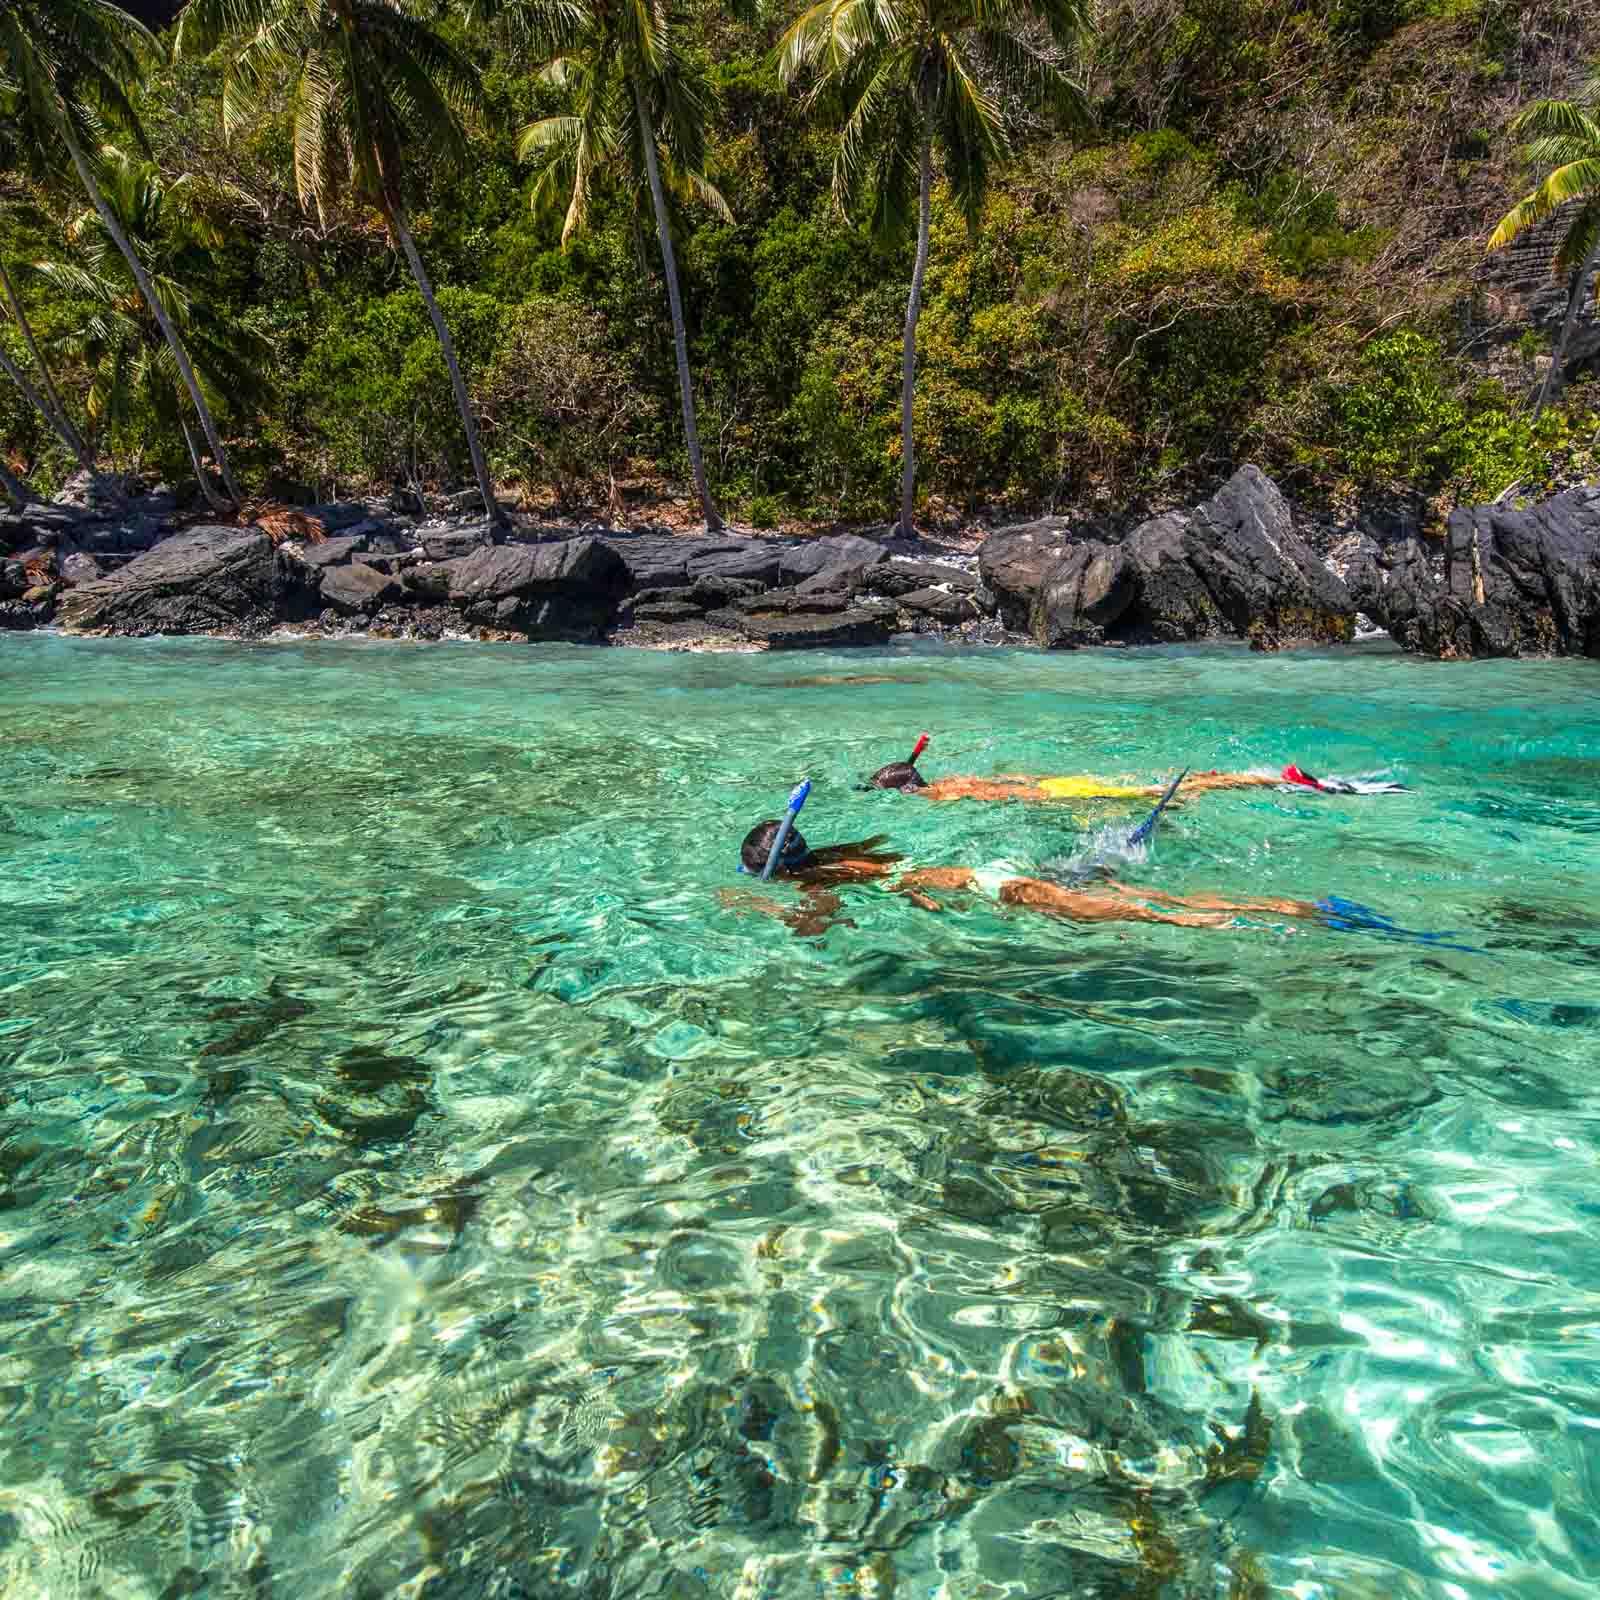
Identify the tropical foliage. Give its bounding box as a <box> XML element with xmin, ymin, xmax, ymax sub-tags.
<box><xmin>36</xmin><ymin>147</ymin><xmax>267</xmax><ymax>482</ymax></box>
<box><xmin>2</xmin><ymin>0</ymin><xmax>1600</xmax><ymax>525</ymax></box>
<box><xmin>1488</xmin><ymin>82</ymin><xmax>1600</xmax><ymax>418</ymax></box>
<box><xmin>176</xmin><ymin>0</ymin><xmax>506</xmax><ymax>526</ymax></box>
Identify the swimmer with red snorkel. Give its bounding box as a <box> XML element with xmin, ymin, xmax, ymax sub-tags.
<box><xmin>864</xmin><ymin>734</ymin><xmax>1408</xmax><ymax>803</ymax></box>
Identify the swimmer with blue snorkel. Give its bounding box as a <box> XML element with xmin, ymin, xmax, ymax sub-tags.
<box><xmin>720</xmin><ymin>780</ymin><xmax>907</xmax><ymax>935</ymax></box>
<box><xmin>866</xmin><ymin>735</ymin><xmax>1408</xmax><ymax>802</ymax></box>
<box><xmin>728</xmin><ymin>773</ymin><xmax>1469</xmax><ymax>946</ymax></box>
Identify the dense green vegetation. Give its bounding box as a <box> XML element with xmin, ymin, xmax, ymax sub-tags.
<box><xmin>4</xmin><ymin>0</ymin><xmax>1600</xmax><ymax>527</ymax></box>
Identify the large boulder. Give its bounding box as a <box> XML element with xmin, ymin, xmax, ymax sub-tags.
<box><xmin>871</xmin><ymin>560</ymin><xmax>977</xmax><ymax>598</ymax></box>
<box><xmin>1347</xmin><ymin>487</ymin><xmax>1600</xmax><ymax>659</ymax></box>
<box><xmin>600</xmin><ymin>534</ymin><xmax>745</xmax><ymax>591</ymax></box>
<box><xmin>297</xmin><ymin>533</ymin><xmax>370</xmax><ymax>569</ymax></box>
<box><xmin>1182</xmin><ymin>465</ymin><xmax>1354</xmax><ymax>647</ymax></box>
<box><xmin>729</xmin><ymin>607</ymin><xmax>895</xmax><ymax>649</ymax></box>
<box><xmin>778</xmin><ymin>533</ymin><xmax>888</xmax><ymax>584</ymax></box>
<box><xmin>57</xmin><ymin>526</ymin><xmax>315</xmax><ymax>637</ymax></box>
<box><xmin>976</xmin><ymin>518</ymin><xmax>1078</xmax><ymax>631</ymax></box>
<box><xmin>1000</xmin><ymin>468</ymin><xmax>1356</xmax><ymax>649</ymax></box>
<box><xmin>447</xmin><ymin>536</ymin><xmax>629</xmax><ymax>639</ymax></box>
<box><xmin>1432</xmin><ymin>490</ymin><xmax>1600</xmax><ymax>657</ymax></box>
<box><xmin>1032</xmin><ymin>542</ymin><xmax>1135</xmax><ymax>647</ymax></box>
<box><xmin>320</xmin><ymin>561</ymin><xmax>403</xmax><ymax>614</ymax></box>
<box><xmin>1122</xmin><ymin>512</ymin><xmax>1224</xmax><ymax>641</ymax></box>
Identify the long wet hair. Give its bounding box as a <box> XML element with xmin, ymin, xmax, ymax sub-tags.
<box><xmin>740</xmin><ymin>821</ymin><xmax>902</xmax><ymax>881</ymax></box>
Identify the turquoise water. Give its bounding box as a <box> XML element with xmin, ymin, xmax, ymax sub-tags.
<box><xmin>3</xmin><ymin>631</ymin><xmax>1599</xmax><ymax>1599</ymax></box>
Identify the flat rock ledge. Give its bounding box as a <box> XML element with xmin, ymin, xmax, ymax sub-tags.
<box><xmin>8</xmin><ymin>465</ymin><xmax>1599</xmax><ymax>658</ymax></box>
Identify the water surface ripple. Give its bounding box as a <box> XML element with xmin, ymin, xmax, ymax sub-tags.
<box><xmin>2</xmin><ymin>633</ymin><xmax>1598</xmax><ymax>1599</ymax></box>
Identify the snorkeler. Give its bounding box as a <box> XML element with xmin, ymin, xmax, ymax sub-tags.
<box><xmin>721</xmin><ymin>783</ymin><xmax>907</xmax><ymax>934</ymax></box>
<box><xmin>865</xmin><ymin>735</ymin><xmax>1407</xmax><ymax>802</ymax></box>
<box><xmin>726</xmin><ymin>777</ymin><xmax>1468</xmax><ymax>946</ymax></box>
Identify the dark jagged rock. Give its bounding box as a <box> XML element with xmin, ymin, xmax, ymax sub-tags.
<box><xmin>447</xmin><ymin>536</ymin><xmax>629</xmax><ymax>639</ymax></box>
<box><xmin>1032</xmin><ymin>542</ymin><xmax>1134</xmax><ymax>646</ymax></box>
<box><xmin>59</xmin><ymin>551</ymin><xmax>106</xmax><ymax>586</ymax></box>
<box><xmin>871</xmin><ymin>560</ymin><xmax>978</xmax><ymax>598</ymax></box>
<box><xmin>320</xmin><ymin>561</ymin><xmax>402</xmax><ymax>614</ymax></box>
<box><xmin>633</xmin><ymin>598</ymin><xmax>707</xmax><ymax>623</ymax></box>
<box><xmin>57</xmin><ymin>525</ymin><xmax>317</xmax><ymax>637</ymax></box>
<box><xmin>421</xmin><ymin>523</ymin><xmax>496</xmax><ymax>562</ymax></box>
<box><xmin>723</xmin><ymin>607</ymin><xmax>895</xmax><ymax>649</ymax></box>
<box><xmin>977</xmin><ymin>518</ymin><xmax>1078</xmax><ymax>631</ymax></box>
<box><xmin>1121</xmin><ymin>513</ymin><xmax>1222</xmax><ymax>640</ymax></box>
<box><xmin>732</xmin><ymin>587</ymin><xmax>854</xmax><ymax>616</ymax></box>
<box><xmin>1344</xmin><ymin>489</ymin><xmax>1600</xmax><ymax>659</ymax></box>
<box><xmin>297</xmin><ymin>533</ymin><xmax>370</xmax><ymax>569</ymax></box>
<box><xmin>75</xmin><ymin>514</ymin><xmax>167</xmax><ymax>554</ymax></box>
<box><xmin>778</xmin><ymin>534</ymin><xmax>888</xmax><ymax>584</ymax></box>
<box><xmin>308</xmin><ymin>501</ymin><xmax>380</xmax><ymax>535</ymax></box>
<box><xmin>898</xmin><ymin>586</ymin><xmax>982</xmax><ymax>623</ymax></box>
<box><xmin>796</xmin><ymin>561</ymin><xmax>879</xmax><ymax>597</ymax></box>
<box><xmin>1008</xmin><ymin>467</ymin><xmax>1355</xmax><ymax>650</ymax></box>
<box><xmin>362</xmin><ymin>549</ymin><xmax>419</xmax><ymax>576</ymax></box>
<box><xmin>1183</xmin><ymin>465</ymin><xmax>1354</xmax><ymax>646</ymax></box>
<box><xmin>686</xmin><ymin>546</ymin><xmax>785</xmax><ymax>586</ymax></box>
<box><xmin>1</xmin><ymin>558</ymin><xmax>28</xmax><ymax>599</ymax></box>
<box><xmin>689</xmin><ymin>573</ymin><xmax>766</xmax><ymax>605</ymax></box>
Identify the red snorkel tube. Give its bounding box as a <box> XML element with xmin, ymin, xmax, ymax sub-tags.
<box><xmin>909</xmin><ymin>732</ymin><xmax>930</xmax><ymax>764</ymax></box>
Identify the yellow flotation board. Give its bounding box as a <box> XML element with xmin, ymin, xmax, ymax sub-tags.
<box><xmin>1035</xmin><ymin>776</ymin><xmax>1155</xmax><ymax>800</ymax></box>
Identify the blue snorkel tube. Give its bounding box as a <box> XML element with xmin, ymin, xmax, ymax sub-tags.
<box><xmin>1127</xmin><ymin>768</ymin><xmax>1187</xmax><ymax>849</ymax></box>
<box><xmin>759</xmin><ymin>780</ymin><xmax>812</xmax><ymax>881</ymax></box>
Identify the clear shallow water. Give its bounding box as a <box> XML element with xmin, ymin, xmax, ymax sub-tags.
<box><xmin>2</xmin><ymin>631</ymin><xmax>1599</xmax><ymax>1600</ymax></box>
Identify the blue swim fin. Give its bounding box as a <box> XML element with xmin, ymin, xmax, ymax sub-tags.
<box><xmin>1127</xmin><ymin>768</ymin><xmax>1187</xmax><ymax>849</ymax></box>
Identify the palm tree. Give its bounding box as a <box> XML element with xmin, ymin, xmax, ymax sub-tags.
<box><xmin>178</xmin><ymin>0</ymin><xmax>507</xmax><ymax>533</ymax></box>
<box><xmin>1</xmin><ymin>256</ymin><xmax>96</xmax><ymax>472</ymax></box>
<box><xmin>0</xmin><ymin>82</ymin><xmax>95</xmax><ymax>472</ymax></box>
<box><xmin>0</xmin><ymin>0</ymin><xmax>244</xmax><ymax>505</ymax></box>
<box><xmin>779</xmin><ymin>0</ymin><xmax>1088</xmax><ymax>533</ymax></box>
<box><xmin>1489</xmin><ymin>87</ymin><xmax>1600</xmax><ymax>419</ymax></box>
<box><xmin>507</xmin><ymin>0</ymin><xmax>730</xmax><ymax>530</ymax></box>
<box><xmin>36</xmin><ymin>148</ymin><xmax>268</xmax><ymax>490</ymax></box>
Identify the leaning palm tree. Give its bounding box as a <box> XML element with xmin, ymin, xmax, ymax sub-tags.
<box><xmin>779</xmin><ymin>0</ymin><xmax>1089</xmax><ymax>533</ymax></box>
<box><xmin>178</xmin><ymin>0</ymin><xmax>507</xmax><ymax>532</ymax></box>
<box><xmin>1</xmin><ymin>255</ymin><xmax>95</xmax><ymax>473</ymax></box>
<box><xmin>37</xmin><ymin>148</ymin><xmax>268</xmax><ymax>491</ymax></box>
<box><xmin>1489</xmin><ymin>86</ymin><xmax>1600</xmax><ymax>418</ymax></box>
<box><xmin>0</xmin><ymin>0</ymin><xmax>243</xmax><ymax>503</ymax></box>
<box><xmin>0</xmin><ymin>79</ymin><xmax>97</xmax><ymax>473</ymax></box>
<box><xmin>505</xmin><ymin>0</ymin><xmax>730</xmax><ymax>530</ymax></box>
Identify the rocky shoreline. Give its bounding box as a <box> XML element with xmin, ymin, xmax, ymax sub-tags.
<box><xmin>4</xmin><ymin>466</ymin><xmax>1599</xmax><ymax>659</ymax></box>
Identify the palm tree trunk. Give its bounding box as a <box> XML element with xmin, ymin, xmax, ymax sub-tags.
<box><xmin>0</xmin><ymin>253</ymin><xmax>92</xmax><ymax>470</ymax></box>
<box><xmin>632</xmin><ymin>76</ymin><xmax>722</xmax><ymax>532</ymax></box>
<box><xmin>1534</xmin><ymin>236</ymin><xmax>1600</xmax><ymax>419</ymax></box>
<box><xmin>58</xmin><ymin>118</ymin><xmax>242</xmax><ymax>507</ymax></box>
<box><xmin>0</xmin><ymin>341</ymin><xmax>87</xmax><ymax>466</ymax></box>
<box><xmin>0</xmin><ymin>452</ymin><xmax>33</xmax><ymax>508</ymax></box>
<box><xmin>387</xmin><ymin>202</ymin><xmax>506</xmax><ymax>536</ymax></box>
<box><xmin>179</xmin><ymin>413</ymin><xmax>233</xmax><ymax>517</ymax></box>
<box><xmin>898</xmin><ymin>111</ymin><xmax>934</xmax><ymax>536</ymax></box>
